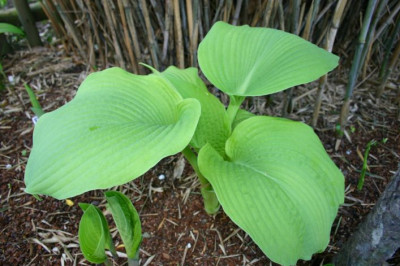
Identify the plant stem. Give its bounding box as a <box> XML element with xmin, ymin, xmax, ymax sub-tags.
<box><xmin>128</xmin><ymin>258</ymin><xmax>140</xmax><ymax>266</ymax></box>
<box><xmin>226</xmin><ymin>95</ymin><xmax>245</xmax><ymax>128</ymax></box>
<box><xmin>182</xmin><ymin>146</ymin><xmax>220</xmax><ymax>214</ymax></box>
<box><xmin>358</xmin><ymin>140</ymin><xmax>377</xmax><ymax>190</ymax></box>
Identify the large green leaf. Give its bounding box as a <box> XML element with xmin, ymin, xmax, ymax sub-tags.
<box><xmin>198</xmin><ymin>21</ymin><xmax>339</xmax><ymax>96</ymax></box>
<box><xmin>0</xmin><ymin>23</ymin><xmax>24</xmax><ymax>35</ymax></box>
<box><xmin>78</xmin><ymin>204</ymin><xmax>110</xmax><ymax>264</ymax></box>
<box><xmin>25</xmin><ymin>68</ymin><xmax>201</xmax><ymax>199</ymax></box>
<box><xmin>198</xmin><ymin>116</ymin><xmax>344</xmax><ymax>265</ymax></box>
<box><xmin>105</xmin><ymin>191</ymin><xmax>141</xmax><ymax>259</ymax></box>
<box><xmin>154</xmin><ymin>66</ymin><xmax>231</xmax><ymax>155</ymax></box>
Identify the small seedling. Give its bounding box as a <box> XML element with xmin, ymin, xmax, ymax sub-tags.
<box><xmin>24</xmin><ymin>22</ymin><xmax>344</xmax><ymax>265</ymax></box>
<box><xmin>24</xmin><ymin>83</ymin><xmax>45</xmax><ymax>117</ymax></box>
<box><xmin>357</xmin><ymin>138</ymin><xmax>388</xmax><ymax>190</ymax></box>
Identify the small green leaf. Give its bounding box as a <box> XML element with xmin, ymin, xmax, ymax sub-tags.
<box><xmin>105</xmin><ymin>191</ymin><xmax>141</xmax><ymax>259</ymax></box>
<box><xmin>155</xmin><ymin>66</ymin><xmax>231</xmax><ymax>155</ymax></box>
<box><xmin>25</xmin><ymin>68</ymin><xmax>201</xmax><ymax>199</ymax></box>
<box><xmin>24</xmin><ymin>83</ymin><xmax>45</xmax><ymax>117</ymax></box>
<box><xmin>78</xmin><ymin>204</ymin><xmax>111</xmax><ymax>264</ymax></box>
<box><xmin>198</xmin><ymin>21</ymin><xmax>339</xmax><ymax>96</ymax></box>
<box><xmin>0</xmin><ymin>23</ymin><xmax>24</xmax><ymax>35</ymax></box>
<box><xmin>198</xmin><ymin>116</ymin><xmax>344</xmax><ymax>265</ymax></box>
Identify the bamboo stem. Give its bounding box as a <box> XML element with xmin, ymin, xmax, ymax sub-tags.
<box><xmin>338</xmin><ymin>0</ymin><xmax>378</xmax><ymax>136</ymax></box>
<box><xmin>140</xmin><ymin>0</ymin><xmax>160</xmax><ymax>69</ymax></box>
<box><xmin>312</xmin><ymin>0</ymin><xmax>347</xmax><ymax>128</ymax></box>
<box><xmin>377</xmin><ymin>30</ymin><xmax>400</xmax><ymax>97</ymax></box>
<box><xmin>173</xmin><ymin>0</ymin><xmax>184</xmax><ymax>68</ymax></box>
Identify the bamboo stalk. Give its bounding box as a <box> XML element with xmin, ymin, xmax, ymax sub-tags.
<box><xmin>117</xmin><ymin>0</ymin><xmax>138</xmax><ymax>72</ymax></box>
<box><xmin>54</xmin><ymin>1</ymin><xmax>86</xmax><ymax>60</ymax></box>
<box><xmin>223</xmin><ymin>0</ymin><xmax>232</xmax><ymax>22</ymax></box>
<box><xmin>376</xmin><ymin>15</ymin><xmax>400</xmax><ymax>97</ymax></box>
<box><xmin>162</xmin><ymin>0</ymin><xmax>173</xmax><ymax>64</ymax></box>
<box><xmin>373</xmin><ymin>1</ymin><xmax>400</xmax><ymax>43</ymax></box>
<box><xmin>140</xmin><ymin>0</ymin><xmax>160</xmax><ymax>69</ymax></box>
<box><xmin>212</xmin><ymin>0</ymin><xmax>225</xmax><ymax>25</ymax></box>
<box><xmin>360</xmin><ymin>0</ymin><xmax>389</xmax><ymax>80</ymax></box>
<box><xmin>192</xmin><ymin>0</ymin><xmax>199</xmax><ymax>67</ymax></box>
<box><xmin>282</xmin><ymin>0</ymin><xmax>300</xmax><ymax>117</ymax></box>
<box><xmin>302</xmin><ymin>0</ymin><xmax>321</xmax><ymax>41</ymax></box>
<box><xmin>186</xmin><ymin>0</ymin><xmax>194</xmax><ymax>66</ymax></box>
<box><xmin>250</xmin><ymin>0</ymin><xmax>268</xmax><ymax>27</ymax></box>
<box><xmin>232</xmin><ymin>0</ymin><xmax>243</xmax><ymax>26</ymax></box>
<box><xmin>103</xmin><ymin>0</ymin><xmax>126</xmax><ymax>68</ymax></box>
<box><xmin>84</xmin><ymin>1</ymin><xmax>105</xmax><ymax>67</ymax></box>
<box><xmin>277</xmin><ymin>0</ymin><xmax>285</xmax><ymax>31</ymax></box>
<box><xmin>173</xmin><ymin>0</ymin><xmax>184</xmax><ymax>68</ymax></box>
<box><xmin>203</xmin><ymin>0</ymin><xmax>210</xmax><ymax>32</ymax></box>
<box><xmin>263</xmin><ymin>0</ymin><xmax>275</xmax><ymax>27</ymax></box>
<box><xmin>122</xmin><ymin>0</ymin><xmax>143</xmax><ymax>73</ymax></box>
<box><xmin>312</xmin><ymin>0</ymin><xmax>348</xmax><ymax>127</ymax></box>
<box><xmin>338</xmin><ymin>0</ymin><xmax>378</xmax><ymax>137</ymax></box>
<box><xmin>150</xmin><ymin>0</ymin><xmax>165</xmax><ymax>31</ymax></box>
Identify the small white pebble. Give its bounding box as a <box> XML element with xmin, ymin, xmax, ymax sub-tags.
<box><xmin>187</xmin><ymin>243</ymin><xmax>191</xmax><ymax>248</ymax></box>
<box><xmin>32</xmin><ymin>116</ymin><xmax>39</xmax><ymax>124</ymax></box>
<box><xmin>158</xmin><ymin>174</ymin><xmax>165</xmax><ymax>180</ymax></box>
<box><xmin>346</xmin><ymin>150</ymin><xmax>351</xmax><ymax>155</ymax></box>
<box><xmin>52</xmin><ymin>247</ymin><xmax>60</xmax><ymax>254</ymax></box>
<box><xmin>5</xmin><ymin>164</ymin><xmax>12</xmax><ymax>169</ymax></box>
<box><xmin>8</xmin><ymin>75</ymin><xmax>14</xmax><ymax>84</ymax></box>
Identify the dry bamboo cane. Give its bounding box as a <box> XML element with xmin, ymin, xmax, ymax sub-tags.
<box><xmin>312</xmin><ymin>0</ymin><xmax>348</xmax><ymax>128</ymax></box>
<box><xmin>54</xmin><ymin>1</ymin><xmax>86</xmax><ymax>60</ymax></box>
<box><xmin>281</xmin><ymin>0</ymin><xmax>300</xmax><ymax>117</ymax></box>
<box><xmin>250</xmin><ymin>0</ymin><xmax>268</xmax><ymax>27</ymax></box>
<box><xmin>162</xmin><ymin>0</ymin><xmax>173</xmax><ymax>64</ymax></box>
<box><xmin>103</xmin><ymin>0</ymin><xmax>126</xmax><ymax>69</ymax></box>
<box><xmin>191</xmin><ymin>0</ymin><xmax>199</xmax><ymax>67</ymax></box>
<box><xmin>117</xmin><ymin>0</ymin><xmax>138</xmax><ymax>73</ymax></box>
<box><xmin>140</xmin><ymin>0</ymin><xmax>160</xmax><ymax>69</ymax></box>
<box><xmin>223</xmin><ymin>0</ymin><xmax>233</xmax><ymax>23</ymax></box>
<box><xmin>173</xmin><ymin>0</ymin><xmax>184</xmax><ymax>68</ymax></box>
<box><xmin>277</xmin><ymin>0</ymin><xmax>285</xmax><ymax>31</ymax></box>
<box><xmin>376</xmin><ymin>19</ymin><xmax>400</xmax><ymax>97</ymax></box>
<box><xmin>186</xmin><ymin>0</ymin><xmax>194</xmax><ymax>66</ymax></box>
<box><xmin>232</xmin><ymin>0</ymin><xmax>243</xmax><ymax>26</ymax></box>
<box><xmin>122</xmin><ymin>0</ymin><xmax>143</xmax><ymax>73</ymax></box>
<box><xmin>337</xmin><ymin>0</ymin><xmax>378</xmax><ymax>138</ymax></box>
<box><xmin>84</xmin><ymin>1</ymin><xmax>105</xmax><ymax>68</ymax></box>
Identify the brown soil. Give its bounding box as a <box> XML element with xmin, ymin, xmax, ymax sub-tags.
<box><xmin>1</xmin><ymin>47</ymin><xmax>399</xmax><ymax>266</ymax></box>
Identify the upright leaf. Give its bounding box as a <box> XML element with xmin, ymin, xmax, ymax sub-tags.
<box><xmin>156</xmin><ymin>66</ymin><xmax>230</xmax><ymax>155</ymax></box>
<box><xmin>105</xmin><ymin>191</ymin><xmax>141</xmax><ymax>259</ymax></box>
<box><xmin>198</xmin><ymin>116</ymin><xmax>344</xmax><ymax>265</ymax></box>
<box><xmin>0</xmin><ymin>23</ymin><xmax>24</xmax><ymax>35</ymax></box>
<box><xmin>25</xmin><ymin>68</ymin><xmax>201</xmax><ymax>199</ymax></box>
<box><xmin>198</xmin><ymin>21</ymin><xmax>339</xmax><ymax>96</ymax></box>
<box><xmin>78</xmin><ymin>204</ymin><xmax>111</xmax><ymax>264</ymax></box>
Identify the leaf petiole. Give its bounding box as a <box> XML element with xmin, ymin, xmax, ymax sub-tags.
<box><xmin>227</xmin><ymin>95</ymin><xmax>245</xmax><ymax>128</ymax></box>
<box><xmin>182</xmin><ymin>146</ymin><xmax>220</xmax><ymax>214</ymax></box>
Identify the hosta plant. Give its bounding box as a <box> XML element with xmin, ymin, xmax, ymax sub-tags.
<box><xmin>24</xmin><ymin>21</ymin><xmax>344</xmax><ymax>265</ymax></box>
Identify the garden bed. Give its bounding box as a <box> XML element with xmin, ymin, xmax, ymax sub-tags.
<box><xmin>1</xmin><ymin>46</ymin><xmax>399</xmax><ymax>265</ymax></box>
